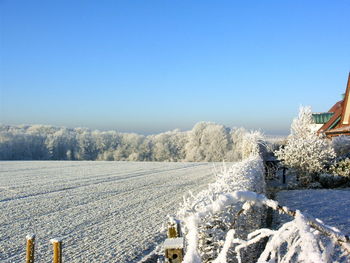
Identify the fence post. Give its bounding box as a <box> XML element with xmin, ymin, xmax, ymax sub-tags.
<box><xmin>26</xmin><ymin>234</ymin><xmax>35</xmax><ymax>263</ymax></box>
<box><xmin>50</xmin><ymin>238</ymin><xmax>62</xmax><ymax>263</ymax></box>
<box><xmin>282</xmin><ymin>167</ymin><xmax>287</xmax><ymax>184</ymax></box>
<box><xmin>167</xmin><ymin>217</ymin><xmax>181</xmax><ymax>238</ymax></box>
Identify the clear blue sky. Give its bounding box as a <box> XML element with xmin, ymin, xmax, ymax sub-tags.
<box><xmin>0</xmin><ymin>0</ymin><xmax>349</xmax><ymax>135</ymax></box>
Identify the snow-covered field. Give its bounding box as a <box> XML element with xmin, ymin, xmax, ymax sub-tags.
<box><xmin>0</xmin><ymin>161</ymin><xmax>216</xmax><ymax>262</ymax></box>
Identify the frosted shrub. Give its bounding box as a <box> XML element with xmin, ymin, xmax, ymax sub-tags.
<box><xmin>276</xmin><ymin>136</ymin><xmax>335</xmax><ymax>184</ymax></box>
<box><xmin>318</xmin><ymin>173</ymin><xmax>347</xmax><ymax>188</ymax></box>
<box><xmin>330</xmin><ymin>158</ymin><xmax>350</xmax><ymax>178</ymax></box>
<box><xmin>240</xmin><ymin>131</ymin><xmax>264</xmax><ymax>160</ymax></box>
<box><xmin>178</xmin><ymin>154</ymin><xmax>267</xmax><ymax>263</ymax></box>
<box><xmin>332</xmin><ymin>135</ymin><xmax>350</xmax><ymax>158</ymax></box>
<box><xmin>226</xmin><ymin>128</ymin><xmax>267</xmax><ymax>162</ymax></box>
<box><xmin>275</xmin><ymin>106</ymin><xmax>335</xmax><ymax>185</ymax></box>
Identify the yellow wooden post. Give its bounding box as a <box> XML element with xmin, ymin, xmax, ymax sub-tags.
<box><xmin>50</xmin><ymin>239</ymin><xmax>62</xmax><ymax>263</ymax></box>
<box><xmin>26</xmin><ymin>234</ymin><xmax>35</xmax><ymax>263</ymax></box>
<box><xmin>167</xmin><ymin>217</ymin><xmax>180</xmax><ymax>238</ymax></box>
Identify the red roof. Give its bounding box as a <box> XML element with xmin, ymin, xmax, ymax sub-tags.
<box><xmin>318</xmin><ymin>73</ymin><xmax>350</xmax><ymax>137</ymax></box>
<box><xmin>328</xmin><ymin>100</ymin><xmax>342</xmax><ymax>113</ymax></box>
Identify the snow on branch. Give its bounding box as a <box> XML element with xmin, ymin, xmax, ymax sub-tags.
<box><xmin>231</xmin><ymin>191</ymin><xmax>350</xmax><ymax>263</ymax></box>
<box><xmin>181</xmin><ymin>190</ymin><xmax>350</xmax><ymax>263</ymax></box>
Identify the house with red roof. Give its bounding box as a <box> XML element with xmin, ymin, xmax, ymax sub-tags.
<box><xmin>312</xmin><ymin>73</ymin><xmax>350</xmax><ymax>137</ymax></box>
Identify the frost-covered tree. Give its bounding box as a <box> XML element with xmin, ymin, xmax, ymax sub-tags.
<box><xmin>76</xmin><ymin>131</ymin><xmax>98</xmax><ymax>160</ymax></box>
<box><xmin>113</xmin><ymin>133</ymin><xmax>145</xmax><ymax>161</ymax></box>
<box><xmin>0</xmin><ymin>122</ymin><xmax>266</xmax><ymax>162</ymax></box>
<box><xmin>185</xmin><ymin>122</ymin><xmax>208</xmax><ymax>161</ymax></box>
<box><xmin>95</xmin><ymin>131</ymin><xmax>121</xmax><ymax>160</ymax></box>
<box><xmin>137</xmin><ymin>137</ymin><xmax>153</xmax><ymax>161</ymax></box>
<box><xmin>275</xmin><ymin>106</ymin><xmax>335</xmax><ymax>185</ymax></box>
<box><xmin>0</xmin><ymin>126</ymin><xmax>50</xmax><ymax>160</ymax></box>
<box><xmin>150</xmin><ymin>130</ymin><xmax>187</xmax><ymax>162</ymax></box>
<box><xmin>46</xmin><ymin>128</ymin><xmax>77</xmax><ymax>160</ymax></box>
<box><xmin>200</xmin><ymin>124</ymin><xmax>230</xmax><ymax>161</ymax></box>
<box><xmin>226</xmin><ymin>127</ymin><xmax>246</xmax><ymax>161</ymax></box>
<box><xmin>185</xmin><ymin>122</ymin><xmax>231</xmax><ymax>162</ymax></box>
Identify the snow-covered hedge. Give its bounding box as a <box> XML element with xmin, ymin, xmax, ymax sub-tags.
<box><xmin>177</xmin><ymin>154</ymin><xmax>266</xmax><ymax>262</ymax></box>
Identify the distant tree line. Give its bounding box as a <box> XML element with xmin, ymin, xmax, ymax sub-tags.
<box><xmin>0</xmin><ymin>122</ymin><xmax>262</xmax><ymax>162</ymax></box>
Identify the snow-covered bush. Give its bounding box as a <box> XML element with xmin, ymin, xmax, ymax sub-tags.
<box><xmin>332</xmin><ymin>135</ymin><xmax>350</xmax><ymax>158</ymax></box>
<box><xmin>177</xmin><ymin>149</ymin><xmax>267</xmax><ymax>262</ymax></box>
<box><xmin>275</xmin><ymin>106</ymin><xmax>336</xmax><ymax>185</ymax></box>
<box><xmin>318</xmin><ymin>173</ymin><xmax>347</xmax><ymax>188</ymax></box>
<box><xmin>240</xmin><ymin>130</ymin><xmax>265</xmax><ymax>160</ymax></box>
<box><xmin>330</xmin><ymin>158</ymin><xmax>350</xmax><ymax>178</ymax></box>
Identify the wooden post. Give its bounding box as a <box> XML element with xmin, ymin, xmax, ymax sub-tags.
<box><xmin>26</xmin><ymin>234</ymin><xmax>35</xmax><ymax>263</ymax></box>
<box><xmin>167</xmin><ymin>217</ymin><xmax>180</xmax><ymax>238</ymax></box>
<box><xmin>282</xmin><ymin>167</ymin><xmax>287</xmax><ymax>184</ymax></box>
<box><xmin>50</xmin><ymin>239</ymin><xmax>62</xmax><ymax>263</ymax></box>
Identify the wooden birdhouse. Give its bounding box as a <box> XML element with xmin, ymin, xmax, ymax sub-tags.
<box><xmin>164</xmin><ymin>217</ymin><xmax>184</xmax><ymax>262</ymax></box>
<box><xmin>164</xmin><ymin>237</ymin><xmax>184</xmax><ymax>263</ymax></box>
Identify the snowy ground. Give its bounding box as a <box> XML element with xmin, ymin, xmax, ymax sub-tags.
<box><xmin>275</xmin><ymin>189</ymin><xmax>350</xmax><ymax>235</ymax></box>
<box><xmin>0</xmin><ymin>161</ymin><xmax>216</xmax><ymax>262</ymax></box>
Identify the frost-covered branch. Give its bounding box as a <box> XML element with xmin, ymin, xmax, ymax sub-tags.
<box><xmin>179</xmin><ymin>189</ymin><xmax>350</xmax><ymax>263</ymax></box>
<box><xmin>274</xmin><ymin>205</ymin><xmax>350</xmax><ymax>255</ymax></box>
